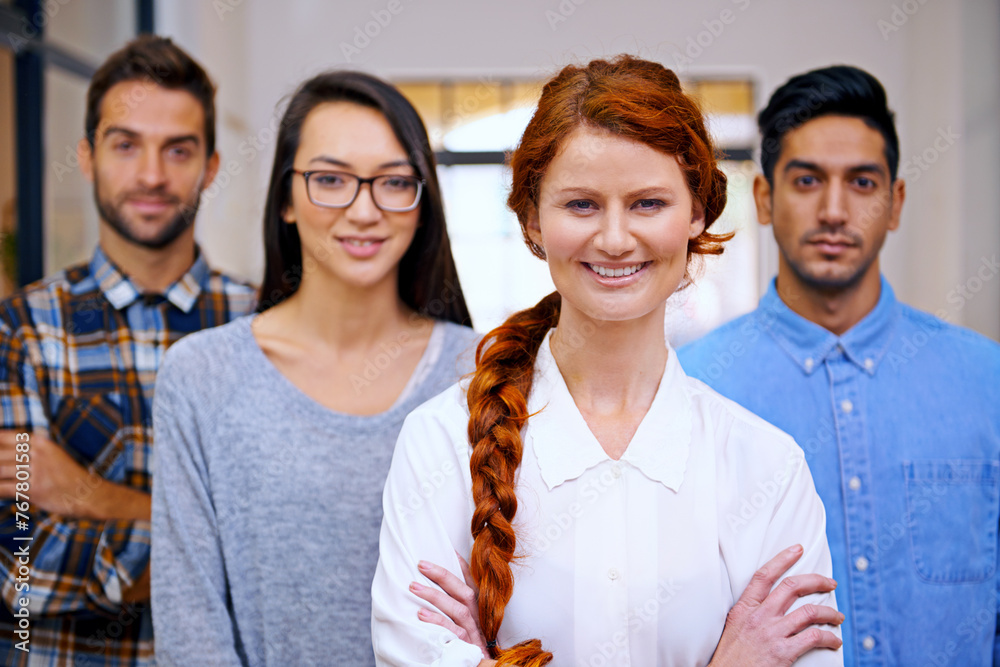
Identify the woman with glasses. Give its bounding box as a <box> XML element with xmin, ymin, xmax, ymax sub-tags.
<box><xmin>372</xmin><ymin>56</ymin><xmax>843</xmax><ymax>666</ymax></box>
<box><xmin>150</xmin><ymin>71</ymin><xmax>479</xmax><ymax>666</ymax></box>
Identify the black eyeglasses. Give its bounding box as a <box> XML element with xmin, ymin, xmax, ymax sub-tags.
<box><xmin>290</xmin><ymin>170</ymin><xmax>424</xmax><ymax>212</ymax></box>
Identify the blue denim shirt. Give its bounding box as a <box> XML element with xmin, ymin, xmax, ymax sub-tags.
<box><xmin>678</xmin><ymin>276</ymin><xmax>1000</xmax><ymax>666</ymax></box>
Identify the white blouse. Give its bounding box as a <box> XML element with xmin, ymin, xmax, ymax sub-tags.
<box><xmin>372</xmin><ymin>332</ymin><xmax>843</xmax><ymax>666</ymax></box>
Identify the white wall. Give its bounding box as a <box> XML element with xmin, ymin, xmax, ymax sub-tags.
<box><xmin>157</xmin><ymin>0</ymin><xmax>1000</xmax><ymax>339</ymax></box>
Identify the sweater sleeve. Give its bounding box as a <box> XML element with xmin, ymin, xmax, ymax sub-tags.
<box><xmin>150</xmin><ymin>347</ymin><xmax>244</xmax><ymax>666</ymax></box>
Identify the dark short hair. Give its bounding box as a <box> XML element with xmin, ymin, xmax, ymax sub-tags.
<box><xmin>256</xmin><ymin>70</ymin><xmax>472</xmax><ymax>327</ymax></box>
<box><xmin>758</xmin><ymin>65</ymin><xmax>899</xmax><ymax>185</ymax></box>
<box><xmin>85</xmin><ymin>35</ymin><xmax>216</xmax><ymax>155</ymax></box>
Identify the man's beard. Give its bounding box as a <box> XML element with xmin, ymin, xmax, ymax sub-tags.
<box><xmin>94</xmin><ymin>181</ymin><xmax>203</xmax><ymax>250</ymax></box>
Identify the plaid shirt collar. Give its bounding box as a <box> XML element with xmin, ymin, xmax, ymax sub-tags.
<box><xmin>88</xmin><ymin>245</ymin><xmax>210</xmax><ymax>314</ymax></box>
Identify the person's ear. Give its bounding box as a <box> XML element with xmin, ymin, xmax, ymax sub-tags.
<box><xmin>689</xmin><ymin>198</ymin><xmax>706</xmax><ymax>239</ymax></box>
<box><xmin>202</xmin><ymin>151</ymin><xmax>221</xmax><ymax>191</ymax></box>
<box><xmin>888</xmin><ymin>177</ymin><xmax>905</xmax><ymax>232</ymax></box>
<box><xmin>753</xmin><ymin>173</ymin><xmax>773</xmax><ymax>227</ymax></box>
<box><xmin>526</xmin><ymin>205</ymin><xmax>544</xmax><ymax>258</ymax></box>
<box><xmin>283</xmin><ymin>178</ymin><xmax>297</xmax><ymax>224</ymax></box>
<box><xmin>77</xmin><ymin>138</ymin><xmax>94</xmax><ymax>184</ymax></box>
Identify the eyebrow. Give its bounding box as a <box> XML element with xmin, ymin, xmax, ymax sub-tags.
<box><xmin>625</xmin><ymin>186</ymin><xmax>677</xmax><ymax>199</ymax></box>
<box><xmin>783</xmin><ymin>159</ymin><xmax>886</xmax><ymax>177</ymax></box>
<box><xmin>552</xmin><ymin>186</ymin><xmax>677</xmax><ymax>198</ymax></box>
<box><xmin>307</xmin><ymin>156</ymin><xmax>413</xmax><ymax>170</ymax></box>
<box><xmin>103</xmin><ymin>126</ymin><xmax>201</xmax><ymax>146</ymax></box>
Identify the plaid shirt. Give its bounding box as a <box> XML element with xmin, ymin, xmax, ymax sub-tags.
<box><xmin>0</xmin><ymin>246</ymin><xmax>255</xmax><ymax>666</ymax></box>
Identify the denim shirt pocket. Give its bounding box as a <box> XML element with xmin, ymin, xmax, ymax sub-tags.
<box><xmin>904</xmin><ymin>459</ymin><xmax>1000</xmax><ymax>584</ymax></box>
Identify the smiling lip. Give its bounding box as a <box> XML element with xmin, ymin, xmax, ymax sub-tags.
<box><xmin>338</xmin><ymin>236</ymin><xmax>387</xmax><ymax>259</ymax></box>
<box><xmin>584</xmin><ymin>261</ymin><xmax>650</xmax><ymax>284</ymax></box>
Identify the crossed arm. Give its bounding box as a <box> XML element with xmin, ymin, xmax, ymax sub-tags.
<box><xmin>413</xmin><ymin>546</ymin><xmax>843</xmax><ymax>667</ymax></box>
<box><xmin>0</xmin><ymin>320</ymin><xmax>152</xmax><ymax>614</ymax></box>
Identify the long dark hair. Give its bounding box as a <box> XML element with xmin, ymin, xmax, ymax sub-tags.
<box><xmin>256</xmin><ymin>71</ymin><xmax>472</xmax><ymax>327</ymax></box>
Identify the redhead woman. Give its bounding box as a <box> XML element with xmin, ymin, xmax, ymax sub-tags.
<box><xmin>372</xmin><ymin>57</ymin><xmax>843</xmax><ymax>666</ymax></box>
<box><xmin>150</xmin><ymin>72</ymin><xmax>478</xmax><ymax>665</ymax></box>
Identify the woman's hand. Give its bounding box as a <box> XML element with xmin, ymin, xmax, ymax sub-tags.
<box><xmin>709</xmin><ymin>544</ymin><xmax>844</xmax><ymax>667</ymax></box>
<box><xmin>410</xmin><ymin>554</ymin><xmax>489</xmax><ymax>658</ymax></box>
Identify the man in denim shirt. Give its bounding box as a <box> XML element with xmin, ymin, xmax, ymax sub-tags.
<box><xmin>679</xmin><ymin>65</ymin><xmax>1000</xmax><ymax>666</ymax></box>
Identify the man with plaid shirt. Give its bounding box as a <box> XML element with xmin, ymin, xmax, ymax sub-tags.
<box><xmin>0</xmin><ymin>36</ymin><xmax>255</xmax><ymax>664</ymax></box>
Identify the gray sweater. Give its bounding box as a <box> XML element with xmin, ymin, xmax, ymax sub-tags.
<box><xmin>150</xmin><ymin>315</ymin><xmax>480</xmax><ymax>666</ymax></box>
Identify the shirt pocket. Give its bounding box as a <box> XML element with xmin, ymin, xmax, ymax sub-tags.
<box><xmin>904</xmin><ymin>459</ymin><xmax>999</xmax><ymax>584</ymax></box>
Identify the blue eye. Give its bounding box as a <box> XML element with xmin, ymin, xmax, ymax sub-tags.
<box><xmin>635</xmin><ymin>199</ymin><xmax>665</xmax><ymax>210</ymax></box>
<box><xmin>795</xmin><ymin>175</ymin><xmax>818</xmax><ymax>187</ymax></box>
<box><xmin>854</xmin><ymin>176</ymin><xmax>876</xmax><ymax>189</ymax></box>
<box><xmin>566</xmin><ymin>200</ymin><xmax>596</xmax><ymax>211</ymax></box>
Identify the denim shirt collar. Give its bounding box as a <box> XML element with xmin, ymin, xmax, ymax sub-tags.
<box><xmin>757</xmin><ymin>275</ymin><xmax>900</xmax><ymax>377</ymax></box>
<box><xmin>89</xmin><ymin>245</ymin><xmax>209</xmax><ymax>313</ymax></box>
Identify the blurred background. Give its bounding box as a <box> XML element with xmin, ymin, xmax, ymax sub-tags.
<box><xmin>1</xmin><ymin>0</ymin><xmax>997</xmax><ymax>343</ymax></box>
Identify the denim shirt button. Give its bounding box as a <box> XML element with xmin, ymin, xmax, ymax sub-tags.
<box><xmin>804</xmin><ymin>358</ymin><xmax>814</xmax><ymax>371</ymax></box>
<box><xmin>840</xmin><ymin>399</ymin><xmax>854</xmax><ymax>414</ymax></box>
<box><xmin>864</xmin><ymin>358</ymin><xmax>874</xmax><ymax>371</ymax></box>
<box><xmin>849</xmin><ymin>476</ymin><xmax>861</xmax><ymax>491</ymax></box>
<box><xmin>855</xmin><ymin>556</ymin><xmax>870</xmax><ymax>572</ymax></box>
<box><xmin>862</xmin><ymin>636</ymin><xmax>876</xmax><ymax>651</ymax></box>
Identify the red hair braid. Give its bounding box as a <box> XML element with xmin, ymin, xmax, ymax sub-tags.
<box><xmin>467</xmin><ymin>293</ymin><xmax>559</xmax><ymax>665</ymax></box>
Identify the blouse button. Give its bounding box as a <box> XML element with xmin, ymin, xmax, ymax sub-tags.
<box><xmin>611</xmin><ymin>464</ymin><xmax>622</xmax><ymax>479</ymax></box>
<box><xmin>855</xmin><ymin>556</ymin><xmax>869</xmax><ymax>572</ymax></box>
<box><xmin>607</xmin><ymin>567</ymin><xmax>621</xmax><ymax>581</ymax></box>
<box><xmin>841</xmin><ymin>399</ymin><xmax>854</xmax><ymax>414</ymax></box>
<box><xmin>862</xmin><ymin>636</ymin><xmax>876</xmax><ymax>651</ymax></box>
<box><xmin>804</xmin><ymin>358</ymin><xmax>814</xmax><ymax>371</ymax></box>
<box><xmin>848</xmin><ymin>476</ymin><xmax>862</xmax><ymax>491</ymax></box>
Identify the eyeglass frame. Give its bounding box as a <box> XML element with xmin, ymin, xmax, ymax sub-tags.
<box><xmin>288</xmin><ymin>169</ymin><xmax>426</xmax><ymax>212</ymax></box>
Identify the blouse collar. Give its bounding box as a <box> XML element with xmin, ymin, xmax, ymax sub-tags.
<box><xmin>529</xmin><ymin>330</ymin><xmax>693</xmax><ymax>493</ymax></box>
